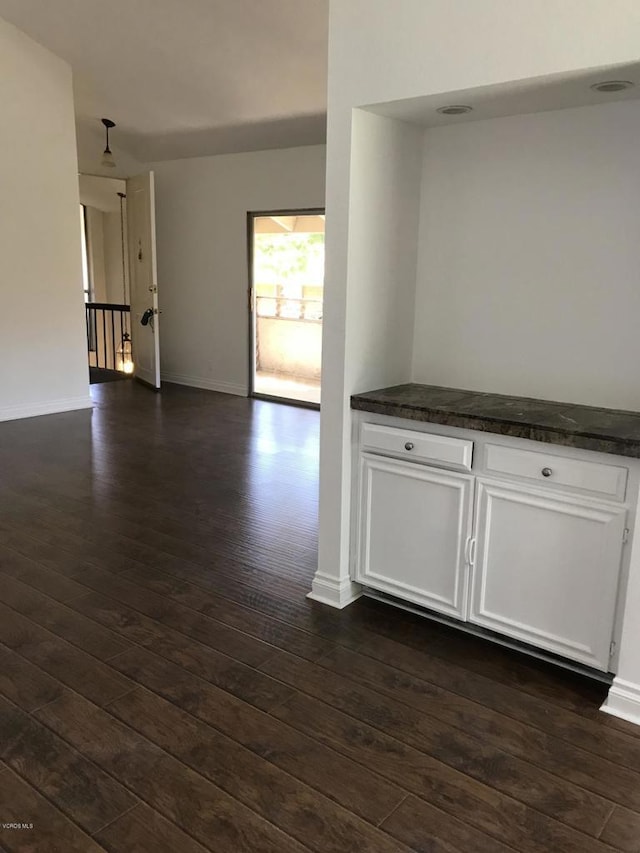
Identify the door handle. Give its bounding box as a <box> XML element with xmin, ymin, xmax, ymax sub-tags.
<box><xmin>140</xmin><ymin>308</ymin><xmax>154</xmax><ymax>326</ymax></box>
<box><xmin>465</xmin><ymin>536</ymin><xmax>477</xmax><ymax>566</ymax></box>
<box><xmin>469</xmin><ymin>537</ymin><xmax>477</xmax><ymax>567</ymax></box>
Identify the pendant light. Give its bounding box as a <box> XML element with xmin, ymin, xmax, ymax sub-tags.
<box><xmin>101</xmin><ymin>118</ymin><xmax>116</xmax><ymax>169</ymax></box>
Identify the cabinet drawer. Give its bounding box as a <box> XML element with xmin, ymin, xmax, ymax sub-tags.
<box><xmin>361</xmin><ymin>423</ymin><xmax>473</xmax><ymax>471</ymax></box>
<box><xmin>484</xmin><ymin>443</ymin><xmax>627</xmax><ymax>501</ymax></box>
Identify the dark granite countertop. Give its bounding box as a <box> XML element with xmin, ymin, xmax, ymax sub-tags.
<box><xmin>351</xmin><ymin>383</ymin><xmax>640</xmax><ymax>459</ymax></box>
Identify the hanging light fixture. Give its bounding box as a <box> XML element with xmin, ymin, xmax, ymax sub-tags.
<box><xmin>101</xmin><ymin>118</ymin><xmax>116</xmax><ymax>168</ymax></box>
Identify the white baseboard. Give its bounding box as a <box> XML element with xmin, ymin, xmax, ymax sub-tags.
<box><xmin>161</xmin><ymin>372</ymin><xmax>247</xmax><ymax>397</ymax></box>
<box><xmin>0</xmin><ymin>395</ymin><xmax>93</xmax><ymax>423</ymax></box>
<box><xmin>307</xmin><ymin>572</ymin><xmax>362</xmax><ymax>609</ymax></box>
<box><xmin>601</xmin><ymin>677</ymin><xmax>640</xmax><ymax>727</ymax></box>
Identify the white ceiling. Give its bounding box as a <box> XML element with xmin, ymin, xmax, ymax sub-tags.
<box><xmin>368</xmin><ymin>62</ymin><xmax>640</xmax><ymax>128</ymax></box>
<box><xmin>78</xmin><ymin>175</ymin><xmax>126</xmax><ymax>211</ymax></box>
<box><xmin>0</xmin><ymin>0</ymin><xmax>328</xmax><ymax>163</ymax></box>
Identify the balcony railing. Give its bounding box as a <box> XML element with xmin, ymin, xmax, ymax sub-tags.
<box><xmin>86</xmin><ymin>302</ymin><xmax>131</xmax><ymax>372</ymax></box>
<box><xmin>256</xmin><ymin>295</ymin><xmax>322</xmax><ymax>321</ymax></box>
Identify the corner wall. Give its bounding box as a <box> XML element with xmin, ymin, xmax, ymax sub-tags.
<box><xmin>0</xmin><ymin>17</ymin><xmax>90</xmax><ymax>421</ymax></box>
<box><xmin>152</xmin><ymin>145</ymin><xmax>326</xmax><ymax>395</ymax></box>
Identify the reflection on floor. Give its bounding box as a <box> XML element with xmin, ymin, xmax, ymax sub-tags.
<box><xmin>254</xmin><ymin>371</ymin><xmax>321</xmax><ymax>405</ymax></box>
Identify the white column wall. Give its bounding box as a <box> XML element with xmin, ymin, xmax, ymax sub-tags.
<box><xmin>311</xmin><ymin>109</ymin><xmax>423</xmax><ymax>605</ymax></box>
<box><xmin>0</xmin><ymin>16</ymin><xmax>90</xmax><ymax>421</ymax></box>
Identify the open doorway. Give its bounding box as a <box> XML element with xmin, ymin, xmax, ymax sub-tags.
<box><xmin>79</xmin><ymin>172</ymin><xmax>161</xmax><ymax>389</ymax></box>
<box><xmin>79</xmin><ymin>174</ymin><xmax>132</xmax><ymax>384</ymax></box>
<box><xmin>248</xmin><ymin>210</ymin><xmax>324</xmax><ymax>406</ymax></box>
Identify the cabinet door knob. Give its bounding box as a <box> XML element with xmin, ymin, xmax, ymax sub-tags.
<box><xmin>404</xmin><ymin>442</ymin><xmax>414</xmax><ymax>451</ymax></box>
<box><xmin>541</xmin><ymin>467</ymin><xmax>553</xmax><ymax>478</ymax></box>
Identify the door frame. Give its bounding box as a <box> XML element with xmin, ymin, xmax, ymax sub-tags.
<box><xmin>128</xmin><ymin>170</ymin><xmax>161</xmax><ymax>390</ymax></box>
<box><xmin>246</xmin><ymin>208</ymin><xmax>325</xmax><ymax>409</ymax></box>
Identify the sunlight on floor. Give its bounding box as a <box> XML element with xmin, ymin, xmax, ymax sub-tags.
<box><xmin>254</xmin><ymin>371</ymin><xmax>321</xmax><ymax>405</ymax></box>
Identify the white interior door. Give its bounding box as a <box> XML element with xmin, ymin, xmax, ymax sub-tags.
<box><xmin>127</xmin><ymin>171</ymin><xmax>160</xmax><ymax>389</ymax></box>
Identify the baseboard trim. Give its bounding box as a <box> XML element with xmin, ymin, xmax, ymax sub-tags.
<box><xmin>161</xmin><ymin>372</ymin><xmax>247</xmax><ymax>397</ymax></box>
<box><xmin>601</xmin><ymin>677</ymin><xmax>640</xmax><ymax>727</ymax></box>
<box><xmin>0</xmin><ymin>395</ymin><xmax>93</xmax><ymax>423</ymax></box>
<box><xmin>307</xmin><ymin>572</ymin><xmax>362</xmax><ymax>609</ymax></box>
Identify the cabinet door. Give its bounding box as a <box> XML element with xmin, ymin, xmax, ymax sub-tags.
<box><xmin>470</xmin><ymin>478</ymin><xmax>626</xmax><ymax>670</ymax></box>
<box><xmin>356</xmin><ymin>454</ymin><xmax>474</xmax><ymax>619</ymax></box>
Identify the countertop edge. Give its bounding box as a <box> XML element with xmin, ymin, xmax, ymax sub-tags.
<box><xmin>351</xmin><ymin>397</ymin><xmax>640</xmax><ymax>460</ymax></box>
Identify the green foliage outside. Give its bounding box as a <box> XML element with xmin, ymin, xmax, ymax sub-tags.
<box><xmin>254</xmin><ymin>232</ymin><xmax>325</xmax><ymax>287</ymax></box>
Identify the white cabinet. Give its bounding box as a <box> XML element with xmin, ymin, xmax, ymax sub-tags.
<box><xmin>354</xmin><ymin>419</ymin><xmax>631</xmax><ymax>672</ymax></box>
<box><xmin>470</xmin><ymin>479</ymin><xmax>626</xmax><ymax>671</ymax></box>
<box><xmin>356</xmin><ymin>453</ymin><xmax>474</xmax><ymax>619</ymax></box>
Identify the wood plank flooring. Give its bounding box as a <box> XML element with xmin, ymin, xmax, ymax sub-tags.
<box><xmin>1</xmin><ymin>380</ymin><xmax>639</xmax><ymax>852</ymax></box>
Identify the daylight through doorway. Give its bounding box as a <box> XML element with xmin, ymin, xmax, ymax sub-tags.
<box><xmin>249</xmin><ymin>211</ymin><xmax>324</xmax><ymax>406</ymax></box>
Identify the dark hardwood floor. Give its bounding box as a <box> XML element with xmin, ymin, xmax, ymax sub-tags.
<box><xmin>1</xmin><ymin>380</ymin><xmax>640</xmax><ymax>852</ymax></box>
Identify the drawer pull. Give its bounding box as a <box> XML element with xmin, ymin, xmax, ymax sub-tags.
<box><xmin>404</xmin><ymin>442</ymin><xmax>415</xmax><ymax>451</ymax></box>
<box><xmin>484</xmin><ymin>442</ymin><xmax>627</xmax><ymax>500</ymax></box>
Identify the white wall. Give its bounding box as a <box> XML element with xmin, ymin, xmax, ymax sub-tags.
<box><xmin>103</xmin><ymin>211</ymin><xmax>128</xmax><ymax>304</ymax></box>
<box><xmin>152</xmin><ymin>145</ymin><xmax>326</xmax><ymax>395</ymax></box>
<box><xmin>85</xmin><ymin>207</ymin><xmax>107</xmax><ymax>302</ymax></box>
<box><xmin>344</xmin><ymin>110</ymin><xmax>422</xmax><ymax>397</ymax></box>
<box><xmin>314</xmin><ymin>0</ymin><xmax>640</xmax><ymax>608</ymax></box>
<box><xmin>79</xmin><ymin>175</ymin><xmax>127</xmax><ymax>213</ymax></box>
<box><xmin>412</xmin><ymin>100</ymin><xmax>640</xmax><ymax>409</ymax></box>
<box><xmin>0</xmin><ymin>17</ymin><xmax>90</xmax><ymax>421</ymax></box>
<box><xmin>79</xmin><ymin>175</ymin><xmax>129</xmax><ymax>306</ymax></box>
<box><xmin>327</xmin><ymin>0</ymin><xmax>640</xmax><ymax>107</ymax></box>
<box><xmin>84</xmin><ymin>206</ymin><xmax>128</xmax><ymax>305</ymax></box>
